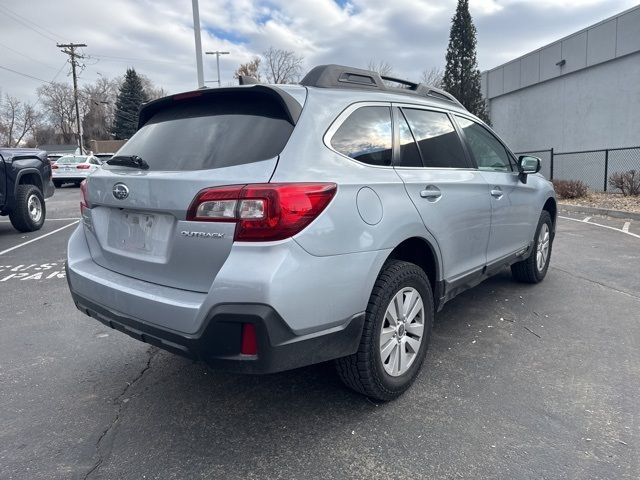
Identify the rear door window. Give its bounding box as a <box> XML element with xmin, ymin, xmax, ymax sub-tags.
<box><xmin>331</xmin><ymin>106</ymin><xmax>392</xmax><ymax>166</ymax></box>
<box><xmin>402</xmin><ymin>109</ymin><xmax>469</xmax><ymax>168</ymax></box>
<box><xmin>115</xmin><ymin>92</ymin><xmax>295</xmax><ymax>171</ymax></box>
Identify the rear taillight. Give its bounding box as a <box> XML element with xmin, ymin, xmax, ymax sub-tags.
<box><xmin>76</xmin><ymin>164</ymin><xmax>91</xmax><ymax>169</ymax></box>
<box><xmin>51</xmin><ymin>164</ymin><xmax>58</xmax><ymax>169</ymax></box>
<box><xmin>80</xmin><ymin>180</ymin><xmax>90</xmax><ymax>214</ymax></box>
<box><xmin>187</xmin><ymin>183</ymin><xmax>337</xmax><ymax>241</ymax></box>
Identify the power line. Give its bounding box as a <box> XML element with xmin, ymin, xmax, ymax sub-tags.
<box><xmin>0</xmin><ymin>4</ymin><xmax>62</xmax><ymax>42</ymax></box>
<box><xmin>58</xmin><ymin>43</ymin><xmax>87</xmax><ymax>153</ymax></box>
<box><xmin>90</xmin><ymin>53</ymin><xmax>183</xmax><ymax>66</ymax></box>
<box><xmin>0</xmin><ymin>5</ymin><xmax>60</xmax><ymax>43</ymax></box>
<box><xmin>0</xmin><ymin>41</ymin><xmax>59</xmax><ymax>71</ymax></box>
<box><xmin>0</xmin><ymin>64</ymin><xmax>53</xmax><ymax>84</ymax></box>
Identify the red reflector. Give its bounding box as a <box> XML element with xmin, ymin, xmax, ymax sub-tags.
<box><xmin>240</xmin><ymin>323</ymin><xmax>258</xmax><ymax>355</ymax></box>
<box><xmin>186</xmin><ymin>183</ymin><xmax>337</xmax><ymax>241</ymax></box>
<box><xmin>80</xmin><ymin>180</ymin><xmax>90</xmax><ymax>211</ymax></box>
<box><xmin>76</xmin><ymin>164</ymin><xmax>91</xmax><ymax>169</ymax></box>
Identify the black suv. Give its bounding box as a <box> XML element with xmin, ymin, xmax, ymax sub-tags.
<box><xmin>0</xmin><ymin>148</ymin><xmax>55</xmax><ymax>232</ymax></box>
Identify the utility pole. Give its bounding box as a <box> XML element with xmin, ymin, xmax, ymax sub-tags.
<box><xmin>57</xmin><ymin>43</ymin><xmax>87</xmax><ymax>153</ymax></box>
<box><xmin>205</xmin><ymin>51</ymin><xmax>230</xmax><ymax>87</ymax></box>
<box><xmin>191</xmin><ymin>0</ymin><xmax>205</xmax><ymax>88</ymax></box>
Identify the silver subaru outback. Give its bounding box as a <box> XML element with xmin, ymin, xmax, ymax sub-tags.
<box><xmin>66</xmin><ymin>65</ymin><xmax>556</xmax><ymax>401</ymax></box>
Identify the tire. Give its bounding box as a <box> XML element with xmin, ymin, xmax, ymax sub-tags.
<box><xmin>511</xmin><ymin>210</ymin><xmax>553</xmax><ymax>283</ymax></box>
<box><xmin>336</xmin><ymin>260</ymin><xmax>434</xmax><ymax>401</ymax></box>
<box><xmin>9</xmin><ymin>184</ymin><xmax>46</xmax><ymax>232</ymax></box>
<box><xmin>53</xmin><ymin>180</ymin><xmax>62</xmax><ymax>188</ymax></box>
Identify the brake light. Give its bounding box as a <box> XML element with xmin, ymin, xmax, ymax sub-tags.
<box><xmin>76</xmin><ymin>164</ymin><xmax>91</xmax><ymax>169</ymax></box>
<box><xmin>51</xmin><ymin>164</ymin><xmax>58</xmax><ymax>169</ymax></box>
<box><xmin>187</xmin><ymin>183</ymin><xmax>337</xmax><ymax>241</ymax></box>
<box><xmin>80</xmin><ymin>180</ymin><xmax>90</xmax><ymax>213</ymax></box>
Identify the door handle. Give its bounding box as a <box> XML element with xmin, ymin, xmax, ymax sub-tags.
<box><xmin>420</xmin><ymin>186</ymin><xmax>442</xmax><ymax>199</ymax></box>
<box><xmin>490</xmin><ymin>188</ymin><xmax>503</xmax><ymax>199</ymax></box>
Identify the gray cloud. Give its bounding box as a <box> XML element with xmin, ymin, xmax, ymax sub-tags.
<box><xmin>0</xmin><ymin>0</ymin><xmax>636</xmax><ymax>103</ymax></box>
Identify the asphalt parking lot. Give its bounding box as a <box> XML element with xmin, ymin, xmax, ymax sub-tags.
<box><xmin>1</xmin><ymin>188</ymin><xmax>639</xmax><ymax>480</ymax></box>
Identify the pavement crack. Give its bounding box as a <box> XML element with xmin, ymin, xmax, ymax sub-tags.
<box><xmin>83</xmin><ymin>346</ymin><xmax>158</xmax><ymax>480</ymax></box>
<box><xmin>551</xmin><ymin>266</ymin><xmax>640</xmax><ymax>301</ymax></box>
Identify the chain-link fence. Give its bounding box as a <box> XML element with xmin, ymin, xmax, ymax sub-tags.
<box><xmin>515</xmin><ymin>146</ymin><xmax>640</xmax><ymax>192</ymax></box>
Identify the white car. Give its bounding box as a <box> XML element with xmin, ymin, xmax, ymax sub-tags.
<box><xmin>52</xmin><ymin>155</ymin><xmax>102</xmax><ymax>187</ymax></box>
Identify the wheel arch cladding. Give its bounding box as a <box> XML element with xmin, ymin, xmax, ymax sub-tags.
<box><xmin>386</xmin><ymin>237</ymin><xmax>439</xmax><ymax>292</ymax></box>
<box><xmin>543</xmin><ymin>197</ymin><xmax>557</xmax><ymax>228</ymax></box>
<box><xmin>17</xmin><ymin>170</ymin><xmax>43</xmax><ymax>191</ymax></box>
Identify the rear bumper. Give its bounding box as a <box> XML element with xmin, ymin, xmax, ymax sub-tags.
<box><xmin>69</xmin><ymin>278</ymin><xmax>364</xmax><ymax>374</ymax></box>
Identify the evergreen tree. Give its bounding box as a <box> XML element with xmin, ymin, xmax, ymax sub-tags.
<box><xmin>113</xmin><ymin>68</ymin><xmax>148</xmax><ymax>140</ymax></box>
<box><xmin>442</xmin><ymin>0</ymin><xmax>489</xmax><ymax>123</ymax></box>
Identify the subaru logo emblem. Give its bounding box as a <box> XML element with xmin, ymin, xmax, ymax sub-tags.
<box><xmin>112</xmin><ymin>183</ymin><xmax>129</xmax><ymax>200</ymax></box>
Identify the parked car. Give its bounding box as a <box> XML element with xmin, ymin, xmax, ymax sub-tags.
<box><xmin>52</xmin><ymin>154</ymin><xmax>102</xmax><ymax>187</ymax></box>
<box><xmin>66</xmin><ymin>65</ymin><xmax>556</xmax><ymax>400</ymax></box>
<box><xmin>0</xmin><ymin>148</ymin><xmax>55</xmax><ymax>232</ymax></box>
<box><xmin>47</xmin><ymin>153</ymin><xmax>63</xmax><ymax>164</ymax></box>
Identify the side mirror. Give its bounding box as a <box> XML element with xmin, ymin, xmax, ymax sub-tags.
<box><xmin>518</xmin><ymin>155</ymin><xmax>541</xmax><ymax>174</ymax></box>
<box><xmin>517</xmin><ymin>155</ymin><xmax>541</xmax><ymax>183</ymax></box>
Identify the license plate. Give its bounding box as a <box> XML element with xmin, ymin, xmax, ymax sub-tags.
<box><xmin>120</xmin><ymin>212</ymin><xmax>155</xmax><ymax>252</ymax></box>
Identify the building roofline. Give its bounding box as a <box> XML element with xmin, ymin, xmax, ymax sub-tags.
<box><xmin>483</xmin><ymin>4</ymin><xmax>640</xmax><ymax>74</ymax></box>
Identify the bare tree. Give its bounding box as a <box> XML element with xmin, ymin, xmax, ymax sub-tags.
<box><xmin>367</xmin><ymin>60</ymin><xmax>393</xmax><ymax>78</ymax></box>
<box><xmin>37</xmin><ymin>82</ymin><xmax>77</xmax><ymax>144</ymax></box>
<box><xmin>81</xmin><ymin>76</ymin><xmax>118</xmax><ymax>144</ymax></box>
<box><xmin>139</xmin><ymin>74</ymin><xmax>167</xmax><ymax>101</ymax></box>
<box><xmin>234</xmin><ymin>57</ymin><xmax>262</xmax><ymax>81</ymax></box>
<box><xmin>420</xmin><ymin>67</ymin><xmax>444</xmax><ymax>88</ymax></box>
<box><xmin>0</xmin><ymin>95</ymin><xmax>37</xmax><ymax>147</ymax></box>
<box><xmin>262</xmin><ymin>47</ymin><xmax>303</xmax><ymax>84</ymax></box>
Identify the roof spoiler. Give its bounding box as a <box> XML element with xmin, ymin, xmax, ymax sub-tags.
<box><xmin>138</xmin><ymin>85</ymin><xmax>303</xmax><ymax>128</ymax></box>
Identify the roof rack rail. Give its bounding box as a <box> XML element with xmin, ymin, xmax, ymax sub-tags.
<box><xmin>300</xmin><ymin>64</ymin><xmax>465</xmax><ymax>109</ymax></box>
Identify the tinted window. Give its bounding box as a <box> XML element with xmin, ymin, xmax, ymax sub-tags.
<box><xmin>402</xmin><ymin>109</ymin><xmax>468</xmax><ymax>168</ymax></box>
<box><xmin>396</xmin><ymin>109</ymin><xmax>422</xmax><ymax>167</ymax></box>
<box><xmin>115</xmin><ymin>92</ymin><xmax>295</xmax><ymax>171</ymax></box>
<box><xmin>456</xmin><ymin>116</ymin><xmax>512</xmax><ymax>171</ymax></box>
<box><xmin>331</xmin><ymin>106</ymin><xmax>392</xmax><ymax>166</ymax></box>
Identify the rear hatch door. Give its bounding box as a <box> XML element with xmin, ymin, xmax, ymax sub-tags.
<box><xmin>83</xmin><ymin>86</ymin><xmax>303</xmax><ymax>293</ymax></box>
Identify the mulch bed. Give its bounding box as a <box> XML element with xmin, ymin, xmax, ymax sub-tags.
<box><xmin>559</xmin><ymin>192</ymin><xmax>640</xmax><ymax>213</ymax></box>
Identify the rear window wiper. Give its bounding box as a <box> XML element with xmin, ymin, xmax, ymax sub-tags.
<box><xmin>106</xmin><ymin>155</ymin><xmax>149</xmax><ymax>170</ymax></box>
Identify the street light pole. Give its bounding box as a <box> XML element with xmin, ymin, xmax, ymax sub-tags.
<box><xmin>191</xmin><ymin>0</ymin><xmax>205</xmax><ymax>88</ymax></box>
<box><xmin>205</xmin><ymin>51</ymin><xmax>229</xmax><ymax>87</ymax></box>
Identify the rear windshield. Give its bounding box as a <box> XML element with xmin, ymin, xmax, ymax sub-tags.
<box><xmin>115</xmin><ymin>92</ymin><xmax>295</xmax><ymax>171</ymax></box>
<box><xmin>57</xmin><ymin>156</ymin><xmax>86</xmax><ymax>164</ymax></box>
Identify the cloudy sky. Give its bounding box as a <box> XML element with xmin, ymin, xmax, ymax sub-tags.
<box><xmin>0</xmin><ymin>0</ymin><xmax>637</xmax><ymax>102</ymax></box>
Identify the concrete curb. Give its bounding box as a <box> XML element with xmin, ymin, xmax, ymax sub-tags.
<box><xmin>559</xmin><ymin>203</ymin><xmax>640</xmax><ymax>221</ymax></box>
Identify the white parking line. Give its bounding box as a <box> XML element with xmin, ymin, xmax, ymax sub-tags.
<box><xmin>583</xmin><ymin>216</ymin><xmax>592</xmax><ymax>222</ymax></box>
<box><xmin>0</xmin><ymin>221</ymin><xmax>79</xmax><ymax>256</ymax></box>
<box><xmin>559</xmin><ymin>216</ymin><xmax>640</xmax><ymax>239</ymax></box>
<box><xmin>622</xmin><ymin>222</ymin><xmax>631</xmax><ymax>233</ymax></box>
